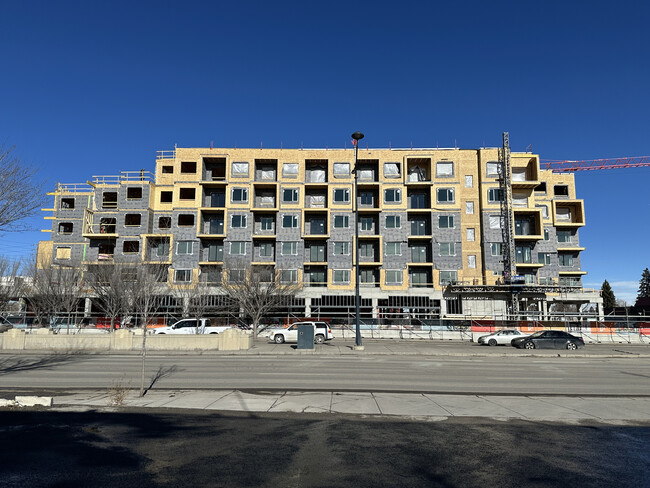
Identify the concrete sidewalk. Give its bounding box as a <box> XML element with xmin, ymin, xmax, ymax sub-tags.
<box><xmin>48</xmin><ymin>389</ymin><xmax>650</xmax><ymax>423</ymax></box>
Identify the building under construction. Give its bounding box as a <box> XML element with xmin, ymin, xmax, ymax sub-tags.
<box><xmin>37</xmin><ymin>135</ymin><xmax>602</xmax><ymax>324</ymax></box>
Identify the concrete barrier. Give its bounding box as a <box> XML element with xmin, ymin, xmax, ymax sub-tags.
<box><xmin>0</xmin><ymin>328</ymin><xmax>254</xmax><ymax>352</ymax></box>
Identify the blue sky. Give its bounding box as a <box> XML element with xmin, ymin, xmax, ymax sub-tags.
<box><xmin>1</xmin><ymin>1</ymin><xmax>648</xmax><ymax>303</ymax></box>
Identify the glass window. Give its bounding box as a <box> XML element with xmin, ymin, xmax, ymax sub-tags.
<box><xmin>281</xmin><ymin>242</ymin><xmax>298</xmax><ymax>255</ymax></box>
<box><xmin>333</xmin><ymin>269</ymin><xmax>350</xmax><ymax>284</ymax></box>
<box><xmin>282</xmin><ymin>188</ymin><xmax>298</xmax><ymax>203</ymax></box>
<box><xmin>360</xmin><ymin>217</ymin><xmax>373</xmax><ymax>231</ymax></box>
<box><xmin>385</xmin><ymin>270</ymin><xmax>402</xmax><ymax>285</ymax></box>
<box><xmin>257</xmin><ymin>243</ymin><xmax>272</xmax><ymax>257</ymax></box>
<box><xmin>282</xmin><ymin>163</ymin><xmax>298</xmax><ymax>177</ymax></box>
<box><xmin>544</xmin><ymin>228</ymin><xmax>550</xmax><ymax>240</ymax></box>
<box><xmin>538</xmin><ymin>252</ymin><xmax>551</xmax><ymax>265</ymax></box>
<box><xmin>181</xmin><ymin>161</ymin><xmax>196</xmax><ymax>173</ymax></box>
<box><xmin>232</xmin><ymin>188</ymin><xmax>248</xmax><ymax>202</ymax></box>
<box><xmin>333</xmin><ymin>188</ymin><xmax>350</xmax><ymax>203</ymax></box>
<box><xmin>229</xmin><ymin>269</ymin><xmax>245</xmax><ymax>282</ymax></box>
<box><xmin>260</xmin><ymin>216</ymin><xmax>273</xmax><ymax>230</ymax></box>
<box><xmin>440</xmin><ymin>270</ymin><xmax>458</xmax><ymax>285</ymax></box>
<box><xmin>486</xmin><ymin>162</ymin><xmax>501</xmax><ymax>177</ymax></box>
<box><xmin>155</xmin><ymin>240</ymin><xmax>170</xmax><ymax>257</ymax></box>
<box><xmin>556</xmin><ymin>207</ymin><xmax>571</xmax><ymax>221</ymax></box>
<box><xmin>386</xmin><ymin>242</ymin><xmax>401</xmax><ymax>255</ymax></box>
<box><xmin>174</xmin><ymin>269</ymin><xmax>192</xmax><ymax>283</ymax></box>
<box><xmin>177</xmin><ymin>241</ymin><xmax>194</xmax><ymax>255</ymax></box>
<box><xmin>334</xmin><ymin>215</ymin><xmax>349</xmax><ymax>228</ymax></box>
<box><xmin>438</xmin><ymin>215</ymin><xmax>454</xmax><ymax>229</ymax></box>
<box><xmin>488</xmin><ymin>188</ymin><xmax>504</xmax><ymax>202</ymax></box>
<box><xmin>559</xmin><ymin>253</ymin><xmax>574</xmax><ymax>266</ymax></box>
<box><xmin>360</xmin><ymin>242</ymin><xmax>374</xmax><ymax>258</ymax></box>
<box><xmin>537</xmin><ymin>204</ymin><xmax>549</xmax><ymax>218</ymax></box>
<box><xmin>384</xmin><ymin>188</ymin><xmax>401</xmax><ymax>203</ymax></box>
<box><xmin>384</xmin><ymin>162</ymin><xmax>401</xmax><ymax>177</ymax></box>
<box><xmin>465</xmin><ymin>175</ymin><xmax>473</xmax><ymax>188</ymax></box>
<box><xmin>232</xmin><ymin>162</ymin><xmax>249</xmax><ymax>177</ymax></box>
<box><xmin>437</xmin><ymin>188</ymin><xmax>454</xmax><ymax>203</ymax></box>
<box><xmin>515</xmin><ymin>246</ymin><xmax>532</xmax><ymax>263</ymax></box>
<box><xmin>360</xmin><ymin>191</ymin><xmax>374</xmax><ymax>205</ymax></box>
<box><xmin>436</xmin><ymin>161</ymin><xmax>454</xmax><ymax>177</ymax></box>
<box><xmin>490</xmin><ymin>243</ymin><xmax>503</xmax><ymax>256</ymax></box>
<box><xmin>333</xmin><ymin>162</ymin><xmax>350</xmax><ymax>177</ymax></box>
<box><xmin>386</xmin><ymin>215</ymin><xmax>401</xmax><ymax>228</ymax></box>
<box><xmin>280</xmin><ymin>269</ymin><xmax>298</xmax><ymax>283</ymax></box>
<box><xmin>557</xmin><ymin>230</ymin><xmax>572</xmax><ymax>243</ymax></box>
<box><xmin>231</xmin><ymin>215</ymin><xmax>247</xmax><ymax>228</ymax></box>
<box><xmin>466</xmin><ymin>201</ymin><xmax>474</xmax><ymax>214</ymax></box>
<box><xmin>468</xmin><ymin>255</ymin><xmax>476</xmax><ymax>268</ymax></box>
<box><xmin>466</xmin><ymin>228</ymin><xmax>475</xmax><ymax>241</ymax></box>
<box><xmin>439</xmin><ymin>242</ymin><xmax>455</xmax><ymax>256</ymax></box>
<box><xmin>282</xmin><ymin>215</ymin><xmax>298</xmax><ymax>228</ymax></box>
<box><xmin>411</xmin><ymin>245</ymin><xmax>427</xmax><ymax>262</ymax></box>
<box><xmin>333</xmin><ymin>242</ymin><xmax>350</xmax><ymax>255</ymax></box>
<box><xmin>58</xmin><ymin>222</ymin><xmax>73</xmax><ymax>234</ymax></box>
<box><xmin>230</xmin><ymin>241</ymin><xmax>246</xmax><ymax>255</ymax></box>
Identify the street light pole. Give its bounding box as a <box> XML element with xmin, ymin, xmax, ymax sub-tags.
<box><xmin>351</xmin><ymin>131</ymin><xmax>364</xmax><ymax>350</ymax></box>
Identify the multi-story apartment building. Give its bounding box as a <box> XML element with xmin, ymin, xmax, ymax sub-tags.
<box><xmin>37</xmin><ymin>145</ymin><xmax>601</xmax><ymax>322</ymax></box>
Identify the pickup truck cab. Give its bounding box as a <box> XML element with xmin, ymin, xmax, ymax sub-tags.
<box><xmin>267</xmin><ymin>321</ymin><xmax>334</xmax><ymax>344</ymax></box>
<box><xmin>154</xmin><ymin>318</ymin><xmax>231</xmax><ymax>335</ymax></box>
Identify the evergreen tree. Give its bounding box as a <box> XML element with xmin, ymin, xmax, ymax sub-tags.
<box><xmin>636</xmin><ymin>268</ymin><xmax>650</xmax><ymax>305</ymax></box>
<box><xmin>601</xmin><ymin>280</ymin><xmax>616</xmax><ymax>309</ymax></box>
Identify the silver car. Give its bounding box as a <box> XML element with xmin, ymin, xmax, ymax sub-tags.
<box><xmin>477</xmin><ymin>329</ymin><xmax>529</xmax><ymax>346</ymax></box>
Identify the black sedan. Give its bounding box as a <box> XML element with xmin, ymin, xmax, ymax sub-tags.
<box><xmin>511</xmin><ymin>330</ymin><xmax>585</xmax><ymax>350</ymax></box>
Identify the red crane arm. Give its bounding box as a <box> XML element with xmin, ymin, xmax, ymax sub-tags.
<box><xmin>541</xmin><ymin>156</ymin><xmax>650</xmax><ymax>173</ymax></box>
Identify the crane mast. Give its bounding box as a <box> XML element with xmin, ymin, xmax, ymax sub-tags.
<box><xmin>498</xmin><ymin>132</ymin><xmax>519</xmax><ymax>315</ymax></box>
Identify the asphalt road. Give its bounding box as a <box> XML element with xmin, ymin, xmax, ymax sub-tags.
<box><xmin>1</xmin><ymin>409</ymin><xmax>649</xmax><ymax>488</ymax></box>
<box><xmin>2</xmin><ymin>352</ymin><xmax>650</xmax><ymax>396</ymax></box>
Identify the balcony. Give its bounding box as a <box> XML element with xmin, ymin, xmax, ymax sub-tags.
<box><xmin>553</xmin><ymin>200</ymin><xmax>585</xmax><ymax>227</ymax></box>
<box><xmin>406</xmin><ymin>158</ymin><xmax>432</xmax><ymax>184</ymax></box>
<box><xmin>513</xmin><ymin>209</ymin><xmax>543</xmax><ymax>240</ymax></box>
<box><xmin>511</xmin><ymin>157</ymin><xmax>540</xmax><ymax>189</ymax></box>
<box><xmin>82</xmin><ymin>210</ymin><xmax>118</xmax><ymax>238</ymax></box>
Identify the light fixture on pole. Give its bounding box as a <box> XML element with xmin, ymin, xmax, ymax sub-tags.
<box><xmin>351</xmin><ymin>131</ymin><xmax>364</xmax><ymax>350</ymax></box>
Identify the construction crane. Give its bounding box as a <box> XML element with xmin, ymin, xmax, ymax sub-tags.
<box><xmin>497</xmin><ymin>136</ymin><xmax>648</xmax><ymax>316</ymax></box>
<box><xmin>541</xmin><ymin>156</ymin><xmax>650</xmax><ymax>173</ymax></box>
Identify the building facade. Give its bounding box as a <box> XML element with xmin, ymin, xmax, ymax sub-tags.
<box><xmin>38</xmin><ymin>145</ymin><xmax>601</xmax><ymax>323</ymax></box>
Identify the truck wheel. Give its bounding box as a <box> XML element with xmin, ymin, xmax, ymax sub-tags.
<box><xmin>315</xmin><ymin>334</ymin><xmax>325</xmax><ymax>344</ymax></box>
<box><xmin>274</xmin><ymin>335</ymin><xmax>285</xmax><ymax>344</ymax></box>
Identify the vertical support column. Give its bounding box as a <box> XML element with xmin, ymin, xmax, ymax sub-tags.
<box><xmin>84</xmin><ymin>297</ymin><xmax>92</xmax><ymax>318</ymax></box>
<box><xmin>304</xmin><ymin>297</ymin><xmax>312</xmax><ymax>318</ymax></box>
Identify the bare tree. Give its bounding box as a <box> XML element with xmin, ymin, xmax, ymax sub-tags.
<box><xmin>122</xmin><ymin>263</ymin><xmax>169</xmax><ymax>396</ymax></box>
<box><xmin>88</xmin><ymin>263</ymin><xmax>132</xmax><ymax>332</ymax></box>
<box><xmin>0</xmin><ymin>146</ymin><xmax>45</xmax><ymax>233</ymax></box>
<box><xmin>218</xmin><ymin>261</ymin><xmax>302</xmax><ymax>338</ymax></box>
<box><xmin>30</xmin><ymin>262</ymin><xmax>84</xmax><ymax>333</ymax></box>
<box><xmin>0</xmin><ymin>257</ymin><xmax>28</xmax><ymax>320</ymax></box>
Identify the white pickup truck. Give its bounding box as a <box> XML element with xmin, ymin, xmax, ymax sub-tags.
<box><xmin>153</xmin><ymin>318</ymin><xmax>231</xmax><ymax>335</ymax></box>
